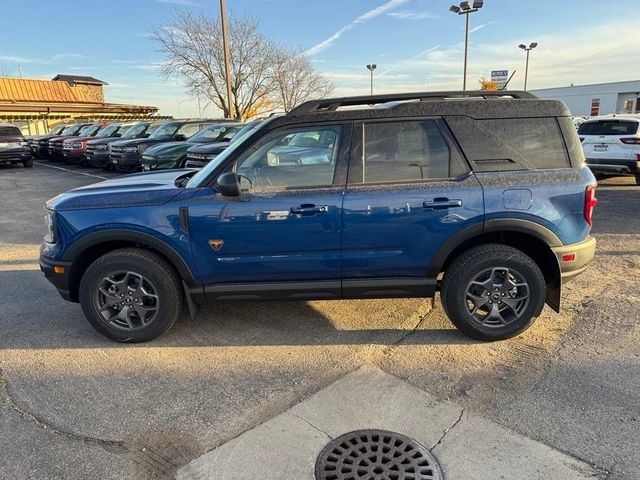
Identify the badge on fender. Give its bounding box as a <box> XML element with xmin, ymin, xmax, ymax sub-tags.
<box><xmin>208</xmin><ymin>239</ymin><xmax>224</xmax><ymax>251</ymax></box>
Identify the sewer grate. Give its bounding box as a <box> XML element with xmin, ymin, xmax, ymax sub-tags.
<box><xmin>315</xmin><ymin>429</ymin><xmax>443</xmax><ymax>480</ymax></box>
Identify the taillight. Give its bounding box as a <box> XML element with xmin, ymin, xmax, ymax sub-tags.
<box><xmin>620</xmin><ymin>137</ymin><xmax>640</xmax><ymax>144</ymax></box>
<box><xmin>584</xmin><ymin>185</ymin><xmax>597</xmax><ymax>227</ymax></box>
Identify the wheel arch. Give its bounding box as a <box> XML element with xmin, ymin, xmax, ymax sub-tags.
<box><xmin>62</xmin><ymin>230</ymin><xmax>198</xmax><ymax>303</ymax></box>
<box><xmin>429</xmin><ymin>220</ymin><xmax>562</xmax><ymax>312</ymax></box>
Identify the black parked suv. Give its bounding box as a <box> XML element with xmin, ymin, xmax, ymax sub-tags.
<box><xmin>109</xmin><ymin>119</ymin><xmax>227</xmax><ymax>172</ymax></box>
<box><xmin>29</xmin><ymin>124</ymin><xmax>66</xmax><ymax>159</ymax></box>
<box><xmin>185</xmin><ymin>120</ymin><xmax>260</xmax><ymax>169</ymax></box>
<box><xmin>0</xmin><ymin>123</ymin><xmax>32</xmax><ymax>168</ymax></box>
<box><xmin>86</xmin><ymin>121</ymin><xmax>163</xmax><ymax>169</ymax></box>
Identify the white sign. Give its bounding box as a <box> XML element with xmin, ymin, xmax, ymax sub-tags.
<box><xmin>491</xmin><ymin>70</ymin><xmax>509</xmax><ymax>89</ymax></box>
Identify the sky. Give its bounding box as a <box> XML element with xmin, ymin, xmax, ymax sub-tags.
<box><xmin>2</xmin><ymin>0</ymin><xmax>639</xmax><ymax>117</ymax></box>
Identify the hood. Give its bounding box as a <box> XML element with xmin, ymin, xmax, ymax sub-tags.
<box><xmin>111</xmin><ymin>137</ymin><xmax>165</xmax><ymax>148</ymax></box>
<box><xmin>144</xmin><ymin>141</ymin><xmax>192</xmax><ymax>157</ymax></box>
<box><xmin>86</xmin><ymin>136</ymin><xmax>120</xmax><ymax>145</ymax></box>
<box><xmin>63</xmin><ymin>135</ymin><xmax>92</xmax><ymax>144</ymax></box>
<box><xmin>47</xmin><ymin>169</ymin><xmax>196</xmax><ymax>211</ymax></box>
<box><xmin>187</xmin><ymin>140</ymin><xmax>231</xmax><ymax>154</ymax></box>
<box><xmin>49</xmin><ymin>135</ymin><xmax>78</xmax><ymax>142</ymax></box>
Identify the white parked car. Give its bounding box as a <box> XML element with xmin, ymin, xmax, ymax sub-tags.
<box><xmin>578</xmin><ymin>115</ymin><xmax>640</xmax><ymax>185</ymax></box>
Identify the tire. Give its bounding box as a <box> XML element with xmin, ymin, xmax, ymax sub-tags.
<box><xmin>79</xmin><ymin>248</ymin><xmax>184</xmax><ymax>342</ymax></box>
<box><xmin>441</xmin><ymin>244</ymin><xmax>546</xmax><ymax>341</ymax></box>
<box><xmin>22</xmin><ymin>158</ymin><xmax>33</xmax><ymax>168</ymax></box>
<box><xmin>635</xmin><ymin>174</ymin><xmax>640</xmax><ymax>186</ymax></box>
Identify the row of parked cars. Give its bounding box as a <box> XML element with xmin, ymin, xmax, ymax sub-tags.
<box><xmin>28</xmin><ymin>118</ymin><xmax>249</xmax><ymax>172</ymax></box>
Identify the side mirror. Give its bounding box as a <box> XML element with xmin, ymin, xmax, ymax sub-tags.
<box><xmin>174</xmin><ymin>134</ymin><xmax>187</xmax><ymax>141</ymax></box>
<box><xmin>216</xmin><ymin>172</ymin><xmax>240</xmax><ymax>197</ymax></box>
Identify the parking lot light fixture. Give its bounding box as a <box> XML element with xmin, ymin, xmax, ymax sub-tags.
<box><xmin>366</xmin><ymin>64</ymin><xmax>377</xmax><ymax>95</ymax></box>
<box><xmin>519</xmin><ymin>42</ymin><xmax>538</xmax><ymax>90</ymax></box>
<box><xmin>449</xmin><ymin>0</ymin><xmax>484</xmax><ymax>90</ymax></box>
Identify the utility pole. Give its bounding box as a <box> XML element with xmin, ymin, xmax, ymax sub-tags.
<box><xmin>18</xmin><ymin>65</ymin><xmax>23</xmax><ymax>78</ymax></box>
<box><xmin>220</xmin><ymin>0</ymin><xmax>233</xmax><ymax>118</ymax></box>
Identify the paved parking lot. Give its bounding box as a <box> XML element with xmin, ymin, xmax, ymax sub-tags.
<box><xmin>1</xmin><ymin>161</ymin><xmax>639</xmax><ymax>479</ymax></box>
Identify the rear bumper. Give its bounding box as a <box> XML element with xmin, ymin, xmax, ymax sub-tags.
<box><xmin>586</xmin><ymin>158</ymin><xmax>640</xmax><ymax>174</ymax></box>
<box><xmin>552</xmin><ymin>236</ymin><xmax>596</xmax><ymax>283</ymax></box>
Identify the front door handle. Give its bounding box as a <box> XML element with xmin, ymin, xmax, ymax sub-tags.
<box><xmin>423</xmin><ymin>198</ymin><xmax>463</xmax><ymax>210</ymax></box>
<box><xmin>290</xmin><ymin>204</ymin><xmax>329</xmax><ymax>215</ymax></box>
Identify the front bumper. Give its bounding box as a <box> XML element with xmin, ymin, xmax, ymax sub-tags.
<box><xmin>111</xmin><ymin>152</ymin><xmax>142</xmax><ymax>171</ymax></box>
<box><xmin>0</xmin><ymin>149</ymin><xmax>31</xmax><ymax>163</ymax></box>
<box><xmin>63</xmin><ymin>151</ymin><xmax>85</xmax><ymax>164</ymax></box>
<box><xmin>586</xmin><ymin>158</ymin><xmax>640</xmax><ymax>175</ymax></box>
<box><xmin>552</xmin><ymin>236</ymin><xmax>596</xmax><ymax>283</ymax></box>
<box><xmin>85</xmin><ymin>150</ymin><xmax>109</xmax><ymax>167</ymax></box>
<box><xmin>39</xmin><ymin>254</ymin><xmax>73</xmax><ymax>301</ymax></box>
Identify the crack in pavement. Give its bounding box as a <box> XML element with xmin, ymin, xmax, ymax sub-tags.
<box><xmin>382</xmin><ymin>298</ymin><xmax>436</xmax><ymax>357</ymax></box>
<box><xmin>429</xmin><ymin>407</ymin><xmax>464</xmax><ymax>451</ymax></box>
<box><xmin>0</xmin><ymin>368</ymin><xmax>127</xmax><ymax>453</ymax></box>
<box><xmin>287</xmin><ymin>411</ymin><xmax>333</xmax><ymax>440</ymax></box>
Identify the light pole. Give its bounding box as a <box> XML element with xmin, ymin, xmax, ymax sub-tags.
<box><xmin>177</xmin><ymin>99</ymin><xmax>189</xmax><ymax>118</ymax></box>
<box><xmin>366</xmin><ymin>64</ymin><xmax>377</xmax><ymax>95</ymax></box>
<box><xmin>426</xmin><ymin>74</ymin><xmax>433</xmax><ymax>91</ymax></box>
<box><xmin>518</xmin><ymin>42</ymin><xmax>538</xmax><ymax>91</ymax></box>
<box><xmin>449</xmin><ymin>1</ymin><xmax>484</xmax><ymax>91</ymax></box>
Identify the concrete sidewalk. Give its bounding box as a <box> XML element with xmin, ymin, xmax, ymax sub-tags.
<box><xmin>178</xmin><ymin>366</ymin><xmax>601</xmax><ymax>480</ymax></box>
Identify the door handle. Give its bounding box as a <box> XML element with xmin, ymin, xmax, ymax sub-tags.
<box><xmin>423</xmin><ymin>198</ymin><xmax>463</xmax><ymax>209</ymax></box>
<box><xmin>290</xmin><ymin>204</ymin><xmax>329</xmax><ymax>215</ymax></box>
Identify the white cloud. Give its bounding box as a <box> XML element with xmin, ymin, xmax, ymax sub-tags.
<box><xmin>156</xmin><ymin>0</ymin><xmax>199</xmax><ymax>6</ymax></box>
<box><xmin>469</xmin><ymin>20</ymin><xmax>496</xmax><ymax>33</ymax></box>
<box><xmin>0</xmin><ymin>53</ymin><xmax>85</xmax><ymax>65</ymax></box>
<box><xmin>304</xmin><ymin>0</ymin><xmax>410</xmax><ymax>56</ymax></box>
<box><xmin>388</xmin><ymin>10</ymin><xmax>438</xmax><ymax>20</ymax></box>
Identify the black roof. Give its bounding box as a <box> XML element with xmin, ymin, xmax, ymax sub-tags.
<box><xmin>52</xmin><ymin>75</ymin><xmax>108</xmax><ymax>86</ymax></box>
<box><xmin>282</xmin><ymin>90</ymin><xmax>570</xmax><ymax>123</ymax></box>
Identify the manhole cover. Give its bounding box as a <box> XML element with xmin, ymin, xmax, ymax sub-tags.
<box><xmin>315</xmin><ymin>429</ymin><xmax>443</xmax><ymax>480</ymax></box>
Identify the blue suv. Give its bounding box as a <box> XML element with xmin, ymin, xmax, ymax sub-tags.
<box><xmin>40</xmin><ymin>91</ymin><xmax>597</xmax><ymax>343</ymax></box>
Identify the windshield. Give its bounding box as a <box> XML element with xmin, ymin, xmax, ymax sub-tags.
<box><xmin>95</xmin><ymin>124</ymin><xmax>121</xmax><ymax>138</ymax></box>
<box><xmin>187</xmin><ymin>119</ymin><xmax>269</xmax><ymax>187</ymax></box>
<box><xmin>50</xmin><ymin>125</ymin><xmax>66</xmax><ymax>135</ymax></box>
<box><xmin>149</xmin><ymin>122</ymin><xmax>179</xmax><ymax>140</ymax></box>
<box><xmin>79</xmin><ymin>125</ymin><xmax>101</xmax><ymax>136</ymax></box>
<box><xmin>121</xmin><ymin>123</ymin><xmax>148</xmax><ymax>139</ymax></box>
<box><xmin>578</xmin><ymin>120</ymin><xmax>639</xmax><ymax>136</ymax></box>
<box><xmin>188</xmin><ymin>124</ymin><xmax>239</xmax><ymax>144</ymax></box>
<box><xmin>62</xmin><ymin>125</ymin><xmax>82</xmax><ymax>135</ymax></box>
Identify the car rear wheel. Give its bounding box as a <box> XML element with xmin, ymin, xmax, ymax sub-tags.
<box><xmin>23</xmin><ymin>158</ymin><xmax>33</xmax><ymax>168</ymax></box>
<box><xmin>441</xmin><ymin>244</ymin><xmax>546</xmax><ymax>341</ymax></box>
<box><xmin>79</xmin><ymin>248</ymin><xmax>184</xmax><ymax>342</ymax></box>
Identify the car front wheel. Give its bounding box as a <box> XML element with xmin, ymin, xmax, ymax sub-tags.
<box><xmin>635</xmin><ymin>173</ymin><xmax>640</xmax><ymax>186</ymax></box>
<box><xmin>79</xmin><ymin>248</ymin><xmax>184</xmax><ymax>342</ymax></box>
<box><xmin>441</xmin><ymin>244</ymin><xmax>546</xmax><ymax>341</ymax></box>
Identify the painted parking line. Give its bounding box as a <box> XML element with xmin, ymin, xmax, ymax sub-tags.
<box><xmin>34</xmin><ymin>161</ymin><xmax>108</xmax><ymax>180</ymax></box>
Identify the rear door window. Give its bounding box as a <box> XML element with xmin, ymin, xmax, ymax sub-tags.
<box><xmin>350</xmin><ymin>120</ymin><xmax>465</xmax><ymax>184</ymax></box>
<box><xmin>578</xmin><ymin>120</ymin><xmax>639</xmax><ymax>136</ymax></box>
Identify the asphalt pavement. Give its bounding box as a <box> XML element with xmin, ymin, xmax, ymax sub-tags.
<box><xmin>0</xmin><ymin>161</ymin><xmax>638</xmax><ymax>479</ymax></box>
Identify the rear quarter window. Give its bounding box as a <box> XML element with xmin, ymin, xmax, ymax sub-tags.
<box><xmin>578</xmin><ymin>120</ymin><xmax>639</xmax><ymax>136</ymax></box>
<box><xmin>445</xmin><ymin>116</ymin><xmax>570</xmax><ymax>171</ymax></box>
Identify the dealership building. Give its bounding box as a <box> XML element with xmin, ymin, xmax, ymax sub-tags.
<box><xmin>0</xmin><ymin>74</ymin><xmax>164</xmax><ymax>135</ymax></box>
<box><xmin>531</xmin><ymin>80</ymin><xmax>640</xmax><ymax>117</ymax></box>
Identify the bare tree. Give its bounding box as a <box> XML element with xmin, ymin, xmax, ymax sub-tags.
<box><xmin>153</xmin><ymin>11</ymin><xmax>334</xmax><ymax>120</ymax></box>
<box><xmin>272</xmin><ymin>48</ymin><xmax>334</xmax><ymax>112</ymax></box>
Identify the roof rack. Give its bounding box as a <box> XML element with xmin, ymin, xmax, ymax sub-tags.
<box><xmin>289</xmin><ymin>90</ymin><xmax>537</xmax><ymax>115</ymax></box>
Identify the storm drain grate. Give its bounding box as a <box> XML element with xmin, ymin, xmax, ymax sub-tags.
<box><xmin>315</xmin><ymin>429</ymin><xmax>443</xmax><ymax>480</ymax></box>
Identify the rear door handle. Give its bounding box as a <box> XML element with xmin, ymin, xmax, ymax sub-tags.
<box><xmin>423</xmin><ymin>198</ymin><xmax>463</xmax><ymax>210</ymax></box>
<box><xmin>290</xmin><ymin>204</ymin><xmax>329</xmax><ymax>215</ymax></box>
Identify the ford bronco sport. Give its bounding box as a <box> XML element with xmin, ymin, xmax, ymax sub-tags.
<box><xmin>40</xmin><ymin>91</ymin><xmax>597</xmax><ymax>343</ymax></box>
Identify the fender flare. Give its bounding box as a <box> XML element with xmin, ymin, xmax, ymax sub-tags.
<box><xmin>62</xmin><ymin>229</ymin><xmax>198</xmax><ymax>288</ymax></box>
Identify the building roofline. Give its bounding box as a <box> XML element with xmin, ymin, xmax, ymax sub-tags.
<box><xmin>531</xmin><ymin>79</ymin><xmax>640</xmax><ymax>92</ymax></box>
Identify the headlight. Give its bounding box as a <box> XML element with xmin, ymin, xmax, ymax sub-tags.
<box><xmin>44</xmin><ymin>209</ymin><xmax>56</xmax><ymax>243</ymax></box>
<box><xmin>71</xmin><ymin>143</ymin><xmax>82</xmax><ymax>149</ymax></box>
<box><xmin>20</xmin><ymin>140</ymin><xmax>29</xmax><ymax>147</ymax></box>
<box><xmin>123</xmin><ymin>146</ymin><xmax>139</xmax><ymax>153</ymax></box>
<box><xmin>95</xmin><ymin>144</ymin><xmax>108</xmax><ymax>151</ymax></box>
